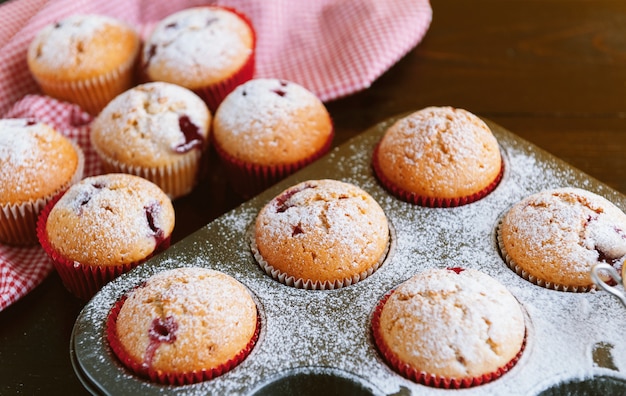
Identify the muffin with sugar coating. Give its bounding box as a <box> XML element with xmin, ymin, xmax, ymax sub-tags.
<box><xmin>213</xmin><ymin>78</ymin><xmax>333</xmax><ymax>198</ymax></box>
<box><xmin>27</xmin><ymin>14</ymin><xmax>140</xmax><ymax>115</ymax></box>
<box><xmin>498</xmin><ymin>187</ymin><xmax>626</xmax><ymax>292</ymax></box>
<box><xmin>37</xmin><ymin>173</ymin><xmax>175</xmax><ymax>299</ymax></box>
<box><xmin>372</xmin><ymin>267</ymin><xmax>526</xmax><ymax>389</ymax></box>
<box><xmin>107</xmin><ymin>267</ymin><xmax>259</xmax><ymax>385</ymax></box>
<box><xmin>252</xmin><ymin>179</ymin><xmax>389</xmax><ymax>289</ymax></box>
<box><xmin>0</xmin><ymin>118</ymin><xmax>83</xmax><ymax>245</ymax></box>
<box><xmin>90</xmin><ymin>82</ymin><xmax>211</xmax><ymax>199</ymax></box>
<box><xmin>142</xmin><ymin>6</ymin><xmax>255</xmax><ymax>112</ymax></box>
<box><xmin>372</xmin><ymin>106</ymin><xmax>503</xmax><ymax>207</ymax></box>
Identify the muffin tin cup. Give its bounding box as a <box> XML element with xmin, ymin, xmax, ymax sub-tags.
<box><xmin>71</xmin><ymin>114</ymin><xmax>626</xmax><ymax>395</ymax></box>
<box><xmin>93</xmin><ymin>145</ymin><xmax>206</xmax><ymax>200</ymax></box>
<box><xmin>105</xmin><ymin>295</ymin><xmax>261</xmax><ymax>386</ymax></box>
<box><xmin>192</xmin><ymin>6</ymin><xmax>257</xmax><ymax>113</ymax></box>
<box><xmin>36</xmin><ymin>190</ymin><xmax>171</xmax><ymax>301</ymax></box>
<box><xmin>248</xmin><ymin>220</ymin><xmax>395</xmax><ymax>290</ymax></box>
<box><xmin>0</xmin><ymin>141</ymin><xmax>84</xmax><ymax>246</ymax></box>
<box><xmin>495</xmin><ymin>219</ymin><xmax>593</xmax><ymax>293</ymax></box>
<box><xmin>32</xmin><ymin>50</ymin><xmax>139</xmax><ymax>116</ymax></box>
<box><xmin>370</xmin><ymin>290</ymin><xmax>527</xmax><ymax>389</ymax></box>
<box><xmin>371</xmin><ymin>142</ymin><xmax>504</xmax><ymax>208</ymax></box>
<box><xmin>213</xmin><ymin>128</ymin><xmax>334</xmax><ymax>199</ymax></box>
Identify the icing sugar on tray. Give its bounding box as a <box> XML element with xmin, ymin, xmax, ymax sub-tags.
<box><xmin>72</xmin><ymin>115</ymin><xmax>626</xmax><ymax>395</ymax></box>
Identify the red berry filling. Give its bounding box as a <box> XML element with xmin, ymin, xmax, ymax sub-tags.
<box><xmin>143</xmin><ymin>316</ymin><xmax>178</xmax><ymax>369</ymax></box>
<box><xmin>173</xmin><ymin>115</ymin><xmax>204</xmax><ymax>153</ymax></box>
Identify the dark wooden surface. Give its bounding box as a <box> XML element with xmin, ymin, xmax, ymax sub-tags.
<box><xmin>2</xmin><ymin>1</ymin><xmax>626</xmax><ymax>394</ymax></box>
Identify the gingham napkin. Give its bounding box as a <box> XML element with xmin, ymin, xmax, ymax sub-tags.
<box><xmin>0</xmin><ymin>0</ymin><xmax>432</xmax><ymax>310</ymax></box>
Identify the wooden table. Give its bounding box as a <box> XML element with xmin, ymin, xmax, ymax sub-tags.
<box><xmin>2</xmin><ymin>1</ymin><xmax>625</xmax><ymax>394</ymax></box>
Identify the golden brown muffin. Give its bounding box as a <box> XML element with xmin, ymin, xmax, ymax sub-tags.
<box><xmin>90</xmin><ymin>82</ymin><xmax>212</xmax><ymax>199</ymax></box>
<box><xmin>0</xmin><ymin>118</ymin><xmax>83</xmax><ymax>245</ymax></box>
<box><xmin>498</xmin><ymin>187</ymin><xmax>626</xmax><ymax>291</ymax></box>
<box><xmin>252</xmin><ymin>179</ymin><xmax>389</xmax><ymax>289</ymax></box>
<box><xmin>27</xmin><ymin>14</ymin><xmax>140</xmax><ymax>115</ymax></box>
<box><xmin>373</xmin><ymin>106</ymin><xmax>502</xmax><ymax>207</ymax></box>
<box><xmin>373</xmin><ymin>268</ymin><xmax>526</xmax><ymax>388</ymax></box>
<box><xmin>142</xmin><ymin>6</ymin><xmax>255</xmax><ymax>112</ymax></box>
<box><xmin>38</xmin><ymin>173</ymin><xmax>175</xmax><ymax>299</ymax></box>
<box><xmin>213</xmin><ymin>78</ymin><xmax>333</xmax><ymax>198</ymax></box>
<box><xmin>109</xmin><ymin>267</ymin><xmax>259</xmax><ymax>384</ymax></box>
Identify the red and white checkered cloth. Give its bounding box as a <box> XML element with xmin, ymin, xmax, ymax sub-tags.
<box><xmin>0</xmin><ymin>0</ymin><xmax>432</xmax><ymax>310</ymax></box>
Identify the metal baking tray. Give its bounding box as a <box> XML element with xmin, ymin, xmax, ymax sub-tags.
<box><xmin>71</xmin><ymin>114</ymin><xmax>626</xmax><ymax>395</ymax></box>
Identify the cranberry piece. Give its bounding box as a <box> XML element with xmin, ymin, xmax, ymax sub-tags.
<box><xmin>144</xmin><ymin>202</ymin><xmax>165</xmax><ymax>243</ymax></box>
<box><xmin>25</xmin><ymin>119</ymin><xmax>37</xmax><ymax>126</ymax></box>
<box><xmin>292</xmin><ymin>224</ymin><xmax>304</xmax><ymax>236</ymax></box>
<box><xmin>143</xmin><ymin>316</ymin><xmax>178</xmax><ymax>368</ymax></box>
<box><xmin>144</xmin><ymin>44</ymin><xmax>157</xmax><ymax>69</ymax></box>
<box><xmin>173</xmin><ymin>115</ymin><xmax>204</xmax><ymax>153</ymax></box>
<box><xmin>274</xmin><ymin>183</ymin><xmax>317</xmax><ymax>213</ymax></box>
<box><xmin>447</xmin><ymin>267</ymin><xmax>465</xmax><ymax>274</ymax></box>
<box><xmin>165</xmin><ymin>22</ymin><xmax>177</xmax><ymax>29</ymax></box>
<box><xmin>272</xmin><ymin>89</ymin><xmax>286</xmax><ymax>97</ymax></box>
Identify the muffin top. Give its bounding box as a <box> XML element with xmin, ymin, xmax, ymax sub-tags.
<box><xmin>374</xmin><ymin>106</ymin><xmax>501</xmax><ymax>200</ymax></box>
<box><xmin>0</xmin><ymin>118</ymin><xmax>81</xmax><ymax>205</ymax></box>
<box><xmin>253</xmin><ymin>179</ymin><xmax>389</xmax><ymax>287</ymax></box>
<box><xmin>45</xmin><ymin>173</ymin><xmax>175</xmax><ymax>266</ymax></box>
<box><xmin>499</xmin><ymin>187</ymin><xmax>626</xmax><ymax>289</ymax></box>
<box><xmin>375</xmin><ymin>268</ymin><xmax>525</xmax><ymax>381</ymax></box>
<box><xmin>27</xmin><ymin>14</ymin><xmax>140</xmax><ymax>80</ymax></box>
<box><xmin>90</xmin><ymin>82</ymin><xmax>211</xmax><ymax>167</ymax></box>
<box><xmin>113</xmin><ymin>267</ymin><xmax>258</xmax><ymax>375</ymax></box>
<box><xmin>213</xmin><ymin>78</ymin><xmax>333</xmax><ymax>166</ymax></box>
<box><xmin>143</xmin><ymin>6</ymin><xmax>254</xmax><ymax>89</ymax></box>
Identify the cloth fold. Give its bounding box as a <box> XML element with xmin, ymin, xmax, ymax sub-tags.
<box><xmin>0</xmin><ymin>0</ymin><xmax>431</xmax><ymax>310</ymax></box>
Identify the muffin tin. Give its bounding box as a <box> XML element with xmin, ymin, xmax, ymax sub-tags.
<box><xmin>71</xmin><ymin>114</ymin><xmax>626</xmax><ymax>395</ymax></box>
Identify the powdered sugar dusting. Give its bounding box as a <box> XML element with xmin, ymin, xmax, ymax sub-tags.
<box><xmin>47</xmin><ymin>174</ymin><xmax>174</xmax><ymax>265</ymax></box>
<box><xmin>73</xmin><ymin>118</ymin><xmax>626</xmax><ymax>395</ymax></box>
<box><xmin>144</xmin><ymin>7</ymin><xmax>253</xmax><ymax>87</ymax></box>
<box><xmin>91</xmin><ymin>82</ymin><xmax>210</xmax><ymax>164</ymax></box>
<box><xmin>28</xmin><ymin>14</ymin><xmax>124</xmax><ymax>71</ymax></box>
<box><xmin>213</xmin><ymin>78</ymin><xmax>331</xmax><ymax>163</ymax></box>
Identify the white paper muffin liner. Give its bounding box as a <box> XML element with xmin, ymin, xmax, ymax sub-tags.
<box><xmin>248</xmin><ymin>220</ymin><xmax>395</xmax><ymax>290</ymax></box>
<box><xmin>32</xmin><ymin>50</ymin><xmax>138</xmax><ymax>116</ymax></box>
<box><xmin>0</xmin><ymin>141</ymin><xmax>85</xmax><ymax>246</ymax></box>
<box><xmin>93</xmin><ymin>145</ymin><xmax>205</xmax><ymax>200</ymax></box>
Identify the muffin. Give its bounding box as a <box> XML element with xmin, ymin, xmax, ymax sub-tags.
<box><xmin>213</xmin><ymin>78</ymin><xmax>334</xmax><ymax>198</ymax></box>
<box><xmin>107</xmin><ymin>267</ymin><xmax>259</xmax><ymax>385</ymax></box>
<box><xmin>36</xmin><ymin>173</ymin><xmax>175</xmax><ymax>300</ymax></box>
<box><xmin>251</xmin><ymin>179</ymin><xmax>389</xmax><ymax>290</ymax></box>
<box><xmin>90</xmin><ymin>82</ymin><xmax>212</xmax><ymax>199</ymax></box>
<box><xmin>372</xmin><ymin>267</ymin><xmax>526</xmax><ymax>389</ymax></box>
<box><xmin>498</xmin><ymin>187</ymin><xmax>626</xmax><ymax>292</ymax></box>
<box><xmin>142</xmin><ymin>6</ymin><xmax>256</xmax><ymax>113</ymax></box>
<box><xmin>27</xmin><ymin>14</ymin><xmax>140</xmax><ymax>115</ymax></box>
<box><xmin>0</xmin><ymin>118</ymin><xmax>84</xmax><ymax>246</ymax></box>
<box><xmin>372</xmin><ymin>106</ymin><xmax>503</xmax><ymax>207</ymax></box>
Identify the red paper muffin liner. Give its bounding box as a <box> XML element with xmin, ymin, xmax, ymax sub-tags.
<box><xmin>495</xmin><ymin>219</ymin><xmax>593</xmax><ymax>293</ymax></box>
<box><xmin>371</xmin><ymin>290</ymin><xmax>526</xmax><ymax>389</ymax></box>
<box><xmin>106</xmin><ymin>295</ymin><xmax>261</xmax><ymax>385</ymax></box>
<box><xmin>371</xmin><ymin>142</ymin><xmax>504</xmax><ymax>208</ymax></box>
<box><xmin>192</xmin><ymin>6</ymin><xmax>257</xmax><ymax>114</ymax></box>
<box><xmin>213</xmin><ymin>127</ymin><xmax>334</xmax><ymax>199</ymax></box>
<box><xmin>36</xmin><ymin>191</ymin><xmax>171</xmax><ymax>300</ymax></box>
